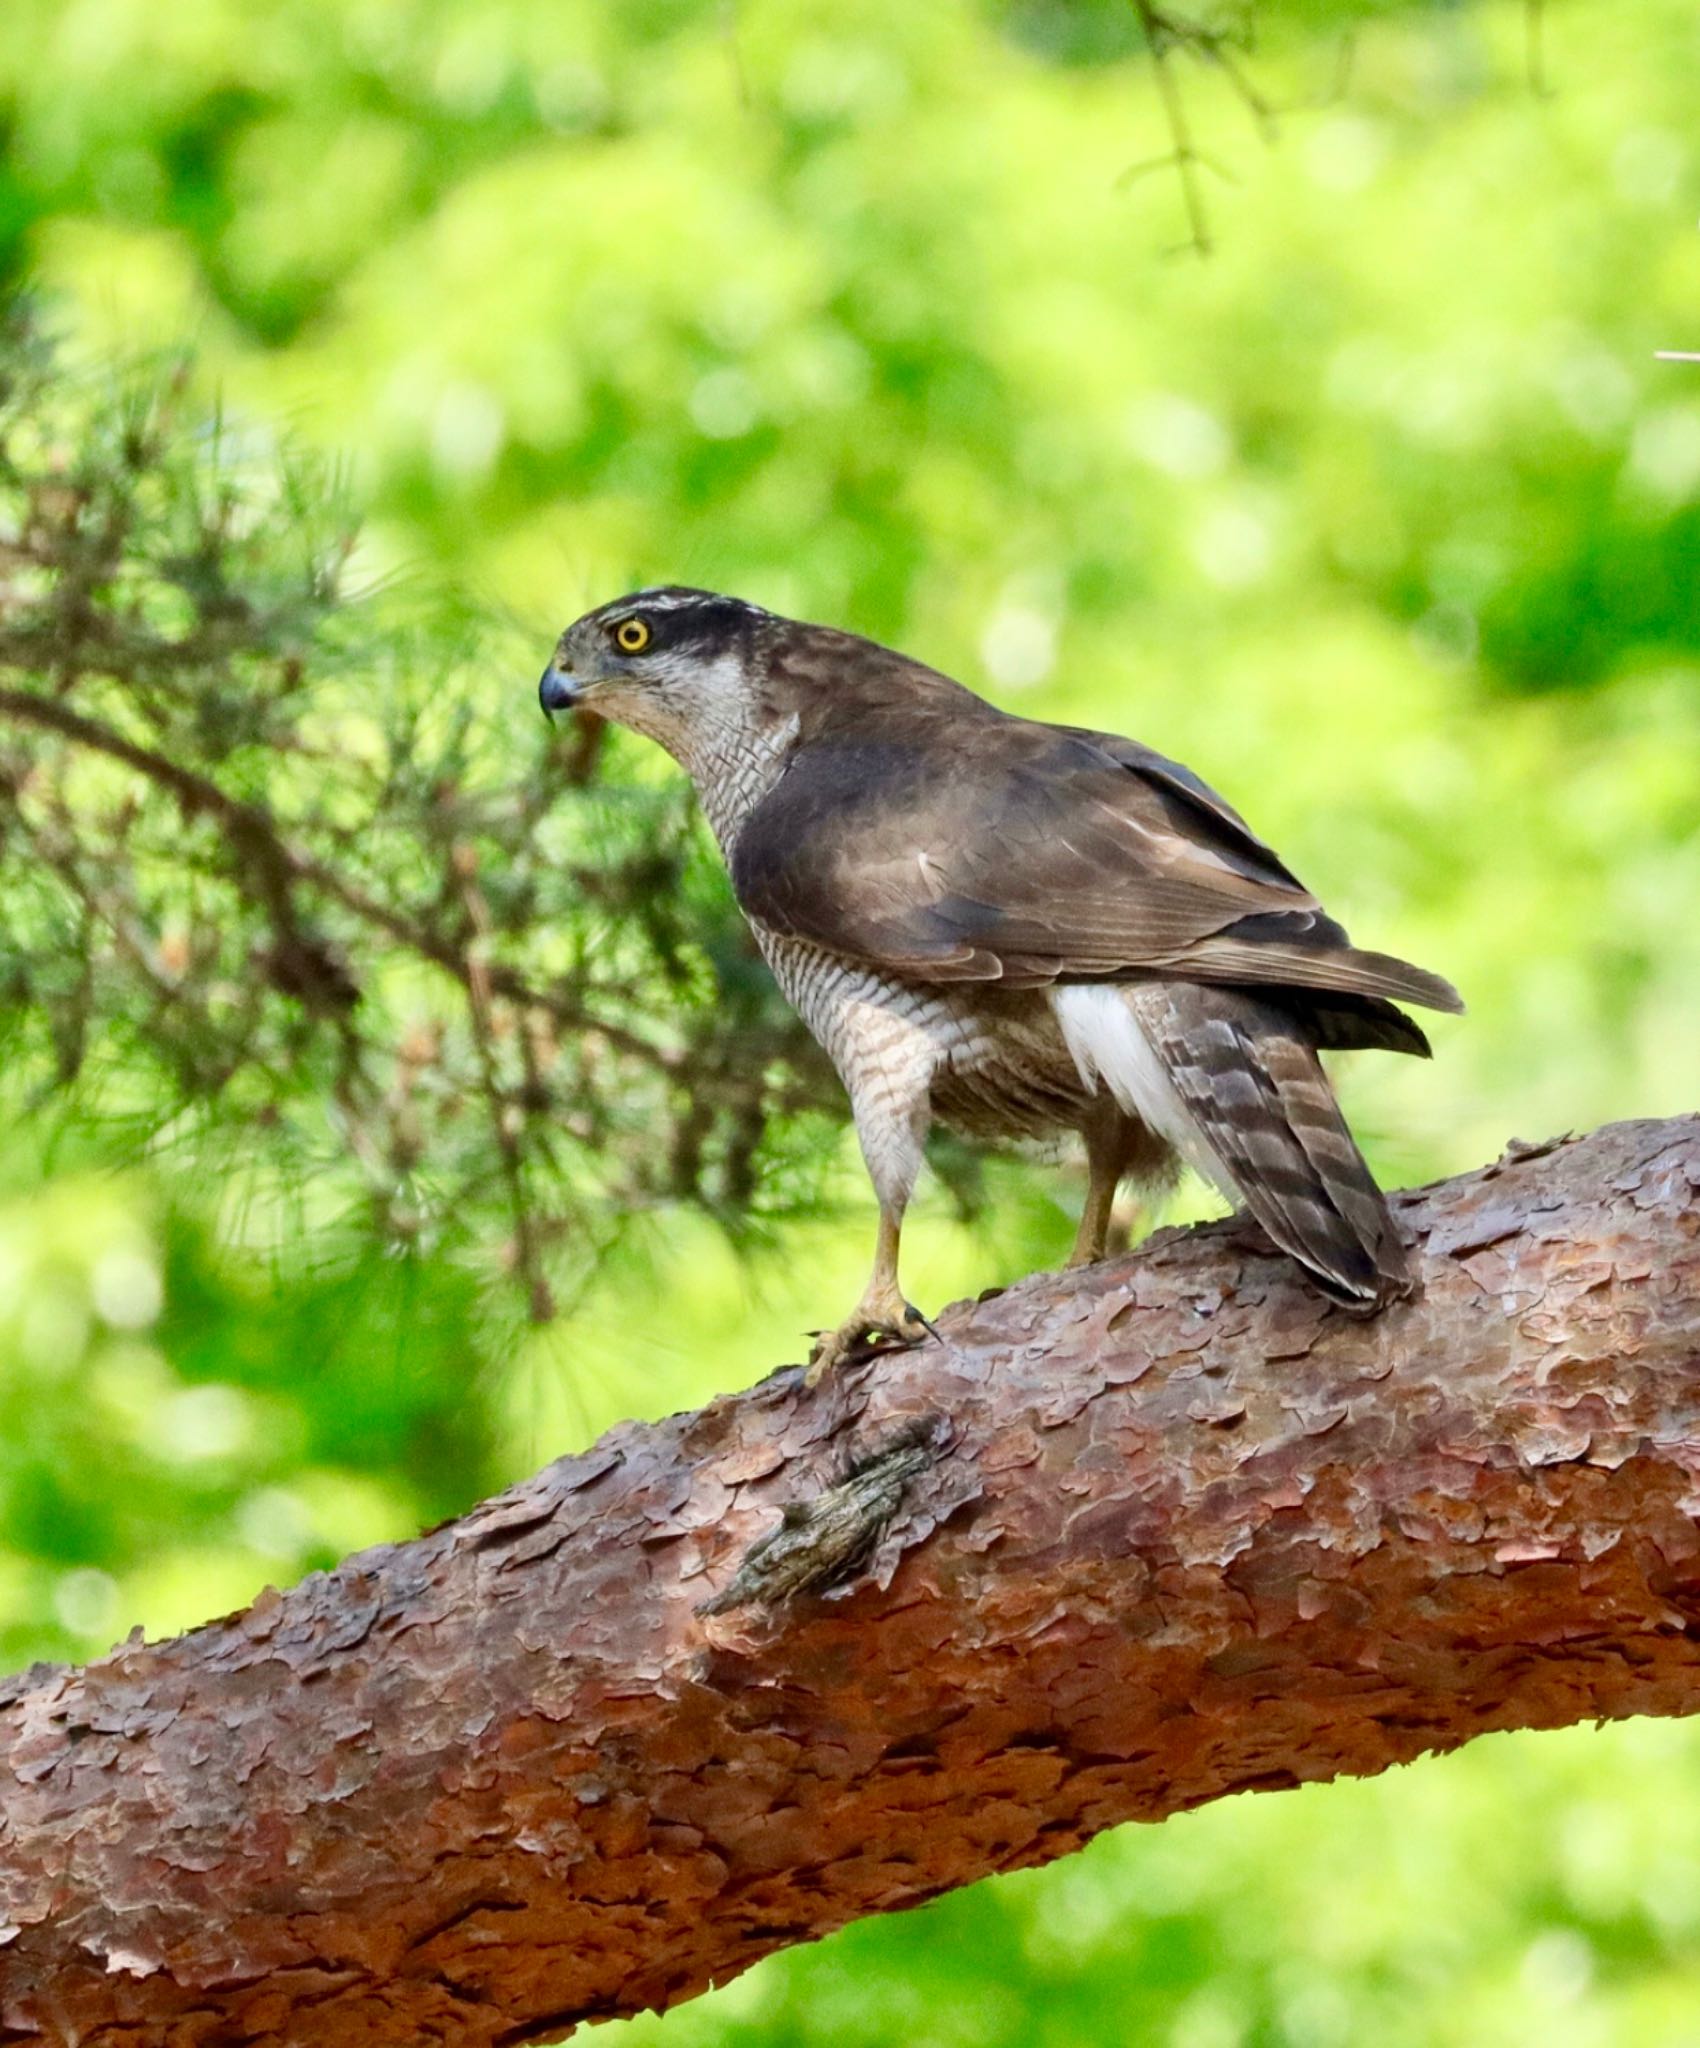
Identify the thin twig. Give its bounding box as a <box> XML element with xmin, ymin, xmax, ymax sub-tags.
<box><xmin>1124</xmin><ymin>2</ymin><xmax>1277</xmax><ymax>256</ymax></box>
<box><xmin>1129</xmin><ymin>0</ymin><xmax>1214</xmax><ymax>256</ymax></box>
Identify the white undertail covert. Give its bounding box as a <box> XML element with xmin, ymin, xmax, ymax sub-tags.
<box><xmin>1051</xmin><ymin>983</ymin><xmax>1238</xmax><ymax>1202</ymax></box>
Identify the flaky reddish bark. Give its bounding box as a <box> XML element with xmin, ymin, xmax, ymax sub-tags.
<box><xmin>3</xmin><ymin>1118</ymin><xmax>1699</xmax><ymax>2044</ymax></box>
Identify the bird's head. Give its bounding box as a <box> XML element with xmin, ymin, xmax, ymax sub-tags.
<box><xmin>539</xmin><ymin>586</ymin><xmax>771</xmax><ymax>764</ymax></box>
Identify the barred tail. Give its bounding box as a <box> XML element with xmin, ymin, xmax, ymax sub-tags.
<box><xmin>1052</xmin><ymin>981</ymin><xmax>1411</xmax><ymax>1308</ymax></box>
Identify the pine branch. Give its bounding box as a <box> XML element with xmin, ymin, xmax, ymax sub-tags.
<box><xmin>0</xmin><ymin>312</ymin><xmax>843</xmax><ymax>1308</ymax></box>
<box><xmin>1</xmin><ymin>1117</ymin><xmax>1695</xmax><ymax>2041</ymax></box>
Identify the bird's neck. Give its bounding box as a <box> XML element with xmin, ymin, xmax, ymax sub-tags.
<box><xmin>675</xmin><ymin>707</ymin><xmax>802</xmax><ymax>858</ymax></box>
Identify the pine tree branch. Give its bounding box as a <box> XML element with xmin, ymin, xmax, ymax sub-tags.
<box><xmin>0</xmin><ymin>315</ymin><xmax>826</xmax><ymax>1292</ymax></box>
<box><xmin>0</xmin><ymin>683</ymin><xmax>672</xmax><ymax>1064</ymax></box>
<box><xmin>2</xmin><ymin>1116</ymin><xmax>1698</xmax><ymax>2042</ymax></box>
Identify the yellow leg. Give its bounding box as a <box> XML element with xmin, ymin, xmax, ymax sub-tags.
<box><xmin>1068</xmin><ymin>1149</ymin><xmax>1120</xmax><ymax>1268</ymax></box>
<box><xmin>806</xmin><ymin>1206</ymin><xmax>935</xmax><ymax>1386</ymax></box>
<box><xmin>1068</xmin><ymin>1107</ymin><xmax>1159</xmax><ymax>1270</ymax></box>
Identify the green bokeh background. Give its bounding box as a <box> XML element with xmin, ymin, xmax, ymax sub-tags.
<box><xmin>4</xmin><ymin>0</ymin><xmax>1700</xmax><ymax>2039</ymax></box>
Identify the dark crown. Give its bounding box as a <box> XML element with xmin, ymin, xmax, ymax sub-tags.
<box><xmin>588</xmin><ymin>586</ymin><xmax>765</xmax><ymax>657</ymax></box>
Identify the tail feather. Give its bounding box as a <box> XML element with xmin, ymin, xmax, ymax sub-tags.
<box><xmin>1131</xmin><ymin>984</ymin><xmax>1411</xmax><ymax>1306</ymax></box>
<box><xmin>1242</xmin><ymin>1019</ymin><xmax>1411</xmax><ymax>1303</ymax></box>
<box><xmin>1053</xmin><ymin>981</ymin><xmax>1411</xmax><ymax>1308</ymax></box>
<box><xmin>1293</xmin><ymin>991</ymin><xmax>1432</xmax><ymax>1059</ymax></box>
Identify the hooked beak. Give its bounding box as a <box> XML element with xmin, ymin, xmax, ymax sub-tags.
<box><xmin>539</xmin><ymin>661</ymin><xmax>582</xmax><ymax>720</ymax></box>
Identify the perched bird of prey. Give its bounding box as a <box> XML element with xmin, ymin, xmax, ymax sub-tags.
<box><xmin>540</xmin><ymin>589</ymin><xmax>1461</xmax><ymax>1381</ymax></box>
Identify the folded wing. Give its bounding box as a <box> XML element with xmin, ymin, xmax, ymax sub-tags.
<box><xmin>731</xmin><ymin>712</ymin><xmax>1462</xmax><ymax>1016</ymax></box>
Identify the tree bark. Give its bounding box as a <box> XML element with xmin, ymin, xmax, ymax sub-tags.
<box><xmin>3</xmin><ymin>1117</ymin><xmax>1699</xmax><ymax>2045</ymax></box>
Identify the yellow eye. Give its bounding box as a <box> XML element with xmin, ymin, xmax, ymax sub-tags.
<box><xmin>613</xmin><ymin>617</ymin><xmax>651</xmax><ymax>654</ymax></box>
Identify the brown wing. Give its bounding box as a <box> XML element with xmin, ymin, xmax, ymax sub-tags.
<box><xmin>730</xmin><ymin>712</ymin><xmax>1462</xmax><ymax>1013</ymax></box>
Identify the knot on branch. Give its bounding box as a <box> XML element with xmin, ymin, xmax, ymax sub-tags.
<box><xmin>697</xmin><ymin>1416</ymin><xmax>945</xmax><ymax>1615</ymax></box>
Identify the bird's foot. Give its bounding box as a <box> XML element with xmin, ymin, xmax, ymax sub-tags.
<box><xmin>804</xmin><ymin>1288</ymin><xmax>938</xmax><ymax>1388</ymax></box>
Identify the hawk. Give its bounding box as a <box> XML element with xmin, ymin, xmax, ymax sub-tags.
<box><xmin>540</xmin><ymin>588</ymin><xmax>1461</xmax><ymax>1380</ymax></box>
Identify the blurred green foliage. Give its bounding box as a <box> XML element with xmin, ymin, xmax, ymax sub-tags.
<box><xmin>0</xmin><ymin>305</ymin><xmax>847</xmax><ymax>1349</ymax></box>
<box><xmin>2</xmin><ymin>0</ymin><xmax>1700</xmax><ymax>2040</ymax></box>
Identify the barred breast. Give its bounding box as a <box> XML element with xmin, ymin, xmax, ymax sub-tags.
<box><xmin>751</xmin><ymin>923</ymin><xmax>1092</xmax><ymax>1143</ymax></box>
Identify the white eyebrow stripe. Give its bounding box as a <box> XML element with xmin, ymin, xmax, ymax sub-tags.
<box><xmin>617</xmin><ymin>588</ymin><xmax>769</xmax><ymax>617</ymax></box>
